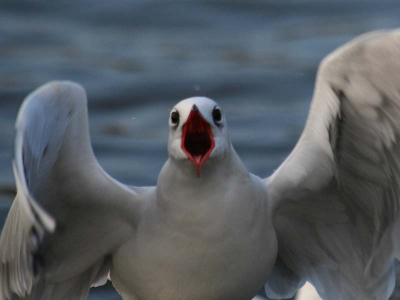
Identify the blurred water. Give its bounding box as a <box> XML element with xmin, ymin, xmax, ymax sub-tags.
<box><xmin>1</xmin><ymin>1</ymin><xmax>400</xmax><ymax>299</ymax></box>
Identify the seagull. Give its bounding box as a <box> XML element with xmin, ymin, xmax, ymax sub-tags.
<box><xmin>1</xmin><ymin>29</ymin><xmax>400</xmax><ymax>300</ymax></box>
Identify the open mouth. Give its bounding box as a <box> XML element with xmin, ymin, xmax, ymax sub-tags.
<box><xmin>181</xmin><ymin>105</ymin><xmax>215</xmax><ymax>177</ymax></box>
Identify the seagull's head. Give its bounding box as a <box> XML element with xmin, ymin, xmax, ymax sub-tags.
<box><xmin>168</xmin><ymin>97</ymin><xmax>230</xmax><ymax>177</ymax></box>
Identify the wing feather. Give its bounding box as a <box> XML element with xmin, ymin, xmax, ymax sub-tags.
<box><xmin>0</xmin><ymin>81</ymin><xmax>143</xmax><ymax>299</ymax></box>
<box><xmin>265</xmin><ymin>30</ymin><xmax>400</xmax><ymax>300</ymax></box>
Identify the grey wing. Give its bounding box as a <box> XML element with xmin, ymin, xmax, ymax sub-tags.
<box><xmin>264</xmin><ymin>29</ymin><xmax>400</xmax><ymax>300</ymax></box>
<box><xmin>0</xmin><ymin>82</ymin><xmax>144</xmax><ymax>300</ymax></box>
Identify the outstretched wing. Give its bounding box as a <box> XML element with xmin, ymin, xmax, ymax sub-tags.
<box><xmin>0</xmin><ymin>82</ymin><xmax>143</xmax><ymax>300</ymax></box>
<box><xmin>265</xmin><ymin>30</ymin><xmax>400</xmax><ymax>300</ymax></box>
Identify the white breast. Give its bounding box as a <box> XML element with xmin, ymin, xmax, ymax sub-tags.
<box><xmin>111</xmin><ymin>175</ymin><xmax>277</xmax><ymax>300</ymax></box>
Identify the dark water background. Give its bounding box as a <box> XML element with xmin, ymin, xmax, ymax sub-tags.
<box><xmin>1</xmin><ymin>1</ymin><xmax>400</xmax><ymax>299</ymax></box>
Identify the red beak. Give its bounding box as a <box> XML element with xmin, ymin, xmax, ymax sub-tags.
<box><xmin>181</xmin><ymin>105</ymin><xmax>215</xmax><ymax>177</ymax></box>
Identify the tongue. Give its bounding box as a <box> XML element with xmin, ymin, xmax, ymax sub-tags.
<box><xmin>194</xmin><ymin>155</ymin><xmax>202</xmax><ymax>165</ymax></box>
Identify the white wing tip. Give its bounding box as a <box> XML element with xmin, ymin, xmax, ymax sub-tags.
<box><xmin>33</xmin><ymin>80</ymin><xmax>85</xmax><ymax>96</ymax></box>
<box><xmin>16</xmin><ymin>80</ymin><xmax>87</xmax><ymax>129</ymax></box>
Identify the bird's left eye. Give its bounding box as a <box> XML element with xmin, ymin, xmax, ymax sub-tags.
<box><xmin>171</xmin><ymin>111</ymin><xmax>180</xmax><ymax>125</ymax></box>
<box><xmin>212</xmin><ymin>107</ymin><xmax>222</xmax><ymax>124</ymax></box>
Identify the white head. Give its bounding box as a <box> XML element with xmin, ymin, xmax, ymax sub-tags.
<box><xmin>168</xmin><ymin>97</ymin><xmax>231</xmax><ymax>176</ymax></box>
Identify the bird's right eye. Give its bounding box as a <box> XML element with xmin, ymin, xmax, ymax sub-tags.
<box><xmin>171</xmin><ymin>111</ymin><xmax>180</xmax><ymax>125</ymax></box>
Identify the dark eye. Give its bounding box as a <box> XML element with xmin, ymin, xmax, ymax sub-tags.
<box><xmin>171</xmin><ymin>111</ymin><xmax>179</xmax><ymax>125</ymax></box>
<box><xmin>212</xmin><ymin>107</ymin><xmax>222</xmax><ymax>124</ymax></box>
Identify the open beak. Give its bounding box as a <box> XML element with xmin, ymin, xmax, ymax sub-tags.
<box><xmin>181</xmin><ymin>105</ymin><xmax>215</xmax><ymax>177</ymax></box>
